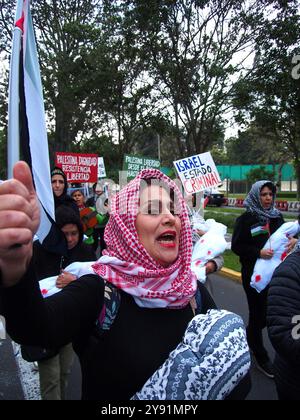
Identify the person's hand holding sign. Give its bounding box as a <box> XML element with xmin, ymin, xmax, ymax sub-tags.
<box><xmin>0</xmin><ymin>162</ymin><xmax>40</xmax><ymax>287</ymax></box>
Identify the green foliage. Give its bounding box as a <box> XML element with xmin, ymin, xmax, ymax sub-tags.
<box><xmin>226</xmin><ymin>122</ymin><xmax>288</xmax><ymax>165</ymax></box>
<box><xmin>276</xmin><ymin>192</ymin><xmax>297</xmax><ymax>199</ymax></box>
<box><xmin>204</xmin><ymin>210</ymin><xmax>238</xmax><ymax>231</ymax></box>
<box><xmin>232</xmin><ymin>0</ymin><xmax>300</xmax><ymax>193</ymax></box>
<box><xmin>246</xmin><ymin>166</ymin><xmax>275</xmax><ymax>185</ymax></box>
<box><xmin>128</xmin><ymin>0</ymin><xmax>268</xmax><ymax>154</ymax></box>
<box><xmin>78</xmin><ymin>134</ymin><xmax>120</xmax><ymax>182</ymax></box>
<box><xmin>0</xmin><ymin>0</ymin><xmax>298</xmax><ymax>182</ymax></box>
<box><xmin>210</xmin><ymin>145</ymin><xmax>229</xmax><ymax>165</ymax></box>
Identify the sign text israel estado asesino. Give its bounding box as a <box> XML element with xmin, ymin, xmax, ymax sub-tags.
<box><xmin>56</xmin><ymin>152</ymin><xmax>98</xmax><ymax>183</ymax></box>
<box><xmin>174</xmin><ymin>152</ymin><xmax>221</xmax><ymax>194</ymax></box>
<box><xmin>123</xmin><ymin>155</ymin><xmax>160</xmax><ymax>180</ymax></box>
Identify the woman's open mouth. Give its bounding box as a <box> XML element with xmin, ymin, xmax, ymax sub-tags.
<box><xmin>156</xmin><ymin>231</ymin><xmax>177</xmax><ymax>248</ymax></box>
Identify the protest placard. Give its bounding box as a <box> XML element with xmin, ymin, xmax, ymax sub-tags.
<box><xmin>123</xmin><ymin>154</ymin><xmax>160</xmax><ymax>180</ymax></box>
<box><xmin>174</xmin><ymin>152</ymin><xmax>221</xmax><ymax>194</ymax></box>
<box><xmin>56</xmin><ymin>152</ymin><xmax>98</xmax><ymax>183</ymax></box>
<box><xmin>98</xmin><ymin>157</ymin><xmax>106</xmax><ymax>178</ymax></box>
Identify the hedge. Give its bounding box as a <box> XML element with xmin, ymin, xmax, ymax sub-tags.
<box><xmin>204</xmin><ymin>211</ymin><xmax>238</xmax><ymax>231</ymax></box>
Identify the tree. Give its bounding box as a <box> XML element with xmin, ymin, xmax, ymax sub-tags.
<box><xmin>88</xmin><ymin>1</ymin><xmax>159</xmax><ymax>161</ymax></box>
<box><xmin>77</xmin><ymin>134</ymin><xmax>120</xmax><ymax>182</ymax></box>
<box><xmin>226</xmin><ymin>123</ymin><xmax>288</xmax><ymax>165</ymax></box>
<box><xmin>32</xmin><ymin>0</ymin><xmax>105</xmax><ymax>155</ymax></box>
<box><xmin>0</xmin><ymin>129</ymin><xmax>7</xmax><ymax>179</ymax></box>
<box><xmin>246</xmin><ymin>166</ymin><xmax>275</xmax><ymax>186</ymax></box>
<box><xmin>0</xmin><ymin>0</ymin><xmax>106</xmax><ymax>158</ymax></box>
<box><xmin>232</xmin><ymin>0</ymin><xmax>300</xmax><ymax>196</ymax></box>
<box><xmin>129</xmin><ymin>0</ymin><xmax>269</xmax><ymax>155</ymax></box>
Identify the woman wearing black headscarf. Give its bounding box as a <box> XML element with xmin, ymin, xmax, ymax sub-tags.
<box><xmin>232</xmin><ymin>180</ymin><xmax>291</xmax><ymax>379</ymax></box>
<box><xmin>51</xmin><ymin>167</ymin><xmax>79</xmax><ymax>216</ymax></box>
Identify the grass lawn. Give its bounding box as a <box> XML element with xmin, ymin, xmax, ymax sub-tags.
<box><xmin>205</xmin><ymin>206</ymin><xmax>243</xmax><ymax>214</ymax></box>
<box><xmin>223</xmin><ymin>250</ymin><xmax>241</xmax><ymax>272</ymax></box>
<box><xmin>205</xmin><ymin>206</ymin><xmax>296</xmax><ymax>222</ymax></box>
<box><xmin>204</xmin><ymin>209</ymin><xmax>240</xmax><ymax>231</ymax></box>
<box><xmin>227</xmin><ymin>194</ymin><xmax>246</xmax><ymax>199</ymax></box>
<box><xmin>227</xmin><ymin>193</ymin><xmax>299</xmax><ymax>201</ymax></box>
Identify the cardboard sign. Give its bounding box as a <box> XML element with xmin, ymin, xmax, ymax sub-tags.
<box><xmin>98</xmin><ymin>157</ymin><xmax>106</xmax><ymax>178</ymax></box>
<box><xmin>56</xmin><ymin>152</ymin><xmax>98</xmax><ymax>183</ymax></box>
<box><xmin>174</xmin><ymin>152</ymin><xmax>221</xmax><ymax>194</ymax></box>
<box><xmin>123</xmin><ymin>154</ymin><xmax>160</xmax><ymax>180</ymax></box>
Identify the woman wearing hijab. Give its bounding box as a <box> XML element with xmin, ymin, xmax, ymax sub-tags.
<box><xmin>0</xmin><ymin>162</ymin><xmax>250</xmax><ymax>400</ymax></box>
<box><xmin>232</xmin><ymin>180</ymin><xmax>295</xmax><ymax>379</ymax></box>
<box><xmin>51</xmin><ymin>167</ymin><xmax>79</xmax><ymax>216</ymax></box>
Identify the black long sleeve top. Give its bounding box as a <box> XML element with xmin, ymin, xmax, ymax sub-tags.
<box><xmin>32</xmin><ymin>240</ymin><xmax>96</xmax><ymax>280</ymax></box>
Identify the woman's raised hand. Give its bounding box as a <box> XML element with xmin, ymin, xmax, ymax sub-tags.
<box><xmin>0</xmin><ymin>161</ymin><xmax>40</xmax><ymax>286</ymax></box>
<box><xmin>260</xmin><ymin>249</ymin><xmax>274</xmax><ymax>259</ymax></box>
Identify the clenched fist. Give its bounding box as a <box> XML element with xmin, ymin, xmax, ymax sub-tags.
<box><xmin>0</xmin><ymin>162</ymin><xmax>40</xmax><ymax>286</ymax></box>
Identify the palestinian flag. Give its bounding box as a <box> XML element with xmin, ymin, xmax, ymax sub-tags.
<box><xmin>251</xmin><ymin>223</ymin><xmax>270</xmax><ymax>237</ymax></box>
<box><xmin>8</xmin><ymin>0</ymin><xmax>66</xmax><ymax>255</ymax></box>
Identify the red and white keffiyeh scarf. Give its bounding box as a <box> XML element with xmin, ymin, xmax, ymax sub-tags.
<box><xmin>92</xmin><ymin>169</ymin><xmax>197</xmax><ymax>308</ymax></box>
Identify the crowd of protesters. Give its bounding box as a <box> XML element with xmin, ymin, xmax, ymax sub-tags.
<box><xmin>0</xmin><ymin>163</ymin><xmax>299</xmax><ymax>400</ymax></box>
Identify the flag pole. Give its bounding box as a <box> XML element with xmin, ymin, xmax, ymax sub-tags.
<box><xmin>7</xmin><ymin>0</ymin><xmax>24</xmax><ymax>179</ymax></box>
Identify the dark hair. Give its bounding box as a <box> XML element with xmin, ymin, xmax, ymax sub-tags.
<box><xmin>51</xmin><ymin>167</ymin><xmax>67</xmax><ymax>181</ymax></box>
<box><xmin>71</xmin><ymin>189</ymin><xmax>84</xmax><ymax>197</ymax></box>
<box><xmin>51</xmin><ymin>167</ymin><xmax>68</xmax><ymax>196</ymax></box>
<box><xmin>261</xmin><ymin>182</ymin><xmax>277</xmax><ymax>195</ymax></box>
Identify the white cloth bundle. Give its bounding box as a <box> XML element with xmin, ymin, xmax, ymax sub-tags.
<box><xmin>190</xmin><ymin>211</ymin><xmax>208</xmax><ymax>233</ymax></box>
<box><xmin>250</xmin><ymin>221</ymin><xmax>300</xmax><ymax>293</ymax></box>
<box><xmin>39</xmin><ymin>261</ymin><xmax>95</xmax><ymax>298</ymax></box>
<box><xmin>191</xmin><ymin>219</ymin><xmax>227</xmax><ymax>283</ymax></box>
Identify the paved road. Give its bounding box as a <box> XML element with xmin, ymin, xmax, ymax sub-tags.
<box><xmin>208</xmin><ymin>273</ymin><xmax>277</xmax><ymax>400</ymax></box>
<box><xmin>0</xmin><ymin>273</ymin><xmax>278</xmax><ymax>400</ymax></box>
<box><xmin>0</xmin><ymin>339</ymin><xmax>24</xmax><ymax>400</ymax></box>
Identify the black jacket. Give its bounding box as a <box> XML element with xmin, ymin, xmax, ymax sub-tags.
<box><xmin>267</xmin><ymin>250</ymin><xmax>300</xmax><ymax>398</ymax></box>
<box><xmin>231</xmin><ymin>211</ymin><xmax>284</xmax><ymax>277</ymax></box>
<box><xmin>54</xmin><ymin>193</ymin><xmax>79</xmax><ymax>216</ymax></box>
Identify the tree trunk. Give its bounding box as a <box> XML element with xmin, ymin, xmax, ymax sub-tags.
<box><xmin>55</xmin><ymin>105</ymin><xmax>74</xmax><ymax>153</ymax></box>
<box><xmin>276</xmin><ymin>162</ymin><xmax>284</xmax><ymax>190</ymax></box>
<box><xmin>173</xmin><ymin>103</ymin><xmax>185</xmax><ymax>156</ymax></box>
